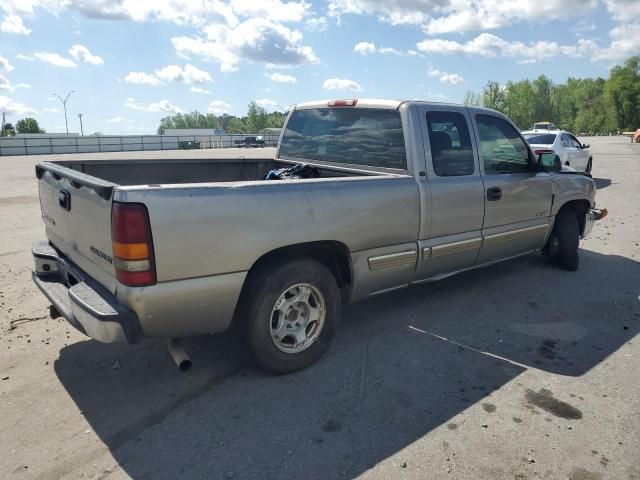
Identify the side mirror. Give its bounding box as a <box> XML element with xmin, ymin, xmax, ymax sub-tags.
<box><xmin>582</xmin><ymin>143</ymin><xmax>590</xmax><ymax>149</ymax></box>
<box><xmin>538</xmin><ymin>152</ymin><xmax>561</xmax><ymax>173</ymax></box>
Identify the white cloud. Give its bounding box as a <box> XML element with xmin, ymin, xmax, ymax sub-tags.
<box><xmin>323</xmin><ymin>77</ymin><xmax>363</xmax><ymax>92</ymax></box>
<box><xmin>427</xmin><ymin>66</ymin><xmax>464</xmax><ymax>85</ymax></box>
<box><xmin>173</xmin><ymin>18</ymin><xmax>318</xmax><ymax>72</ymax></box>
<box><xmin>0</xmin><ymin>54</ymin><xmax>15</xmax><ymax>72</ymax></box>
<box><xmin>155</xmin><ymin>64</ymin><xmax>212</xmax><ymax>84</ymax></box>
<box><xmin>354</xmin><ymin>41</ymin><xmax>376</xmax><ymax>55</ymax></box>
<box><xmin>68</xmin><ymin>44</ymin><xmax>104</xmax><ymax>65</ymax></box>
<box><xmin>124</xmin><ymin>72</ymin><xmax>161</xmax><ymax>86</ymax></box>
<box><xmin>4</xmin><ymin>1</ymin><xmax>318</xmax><ymax>73</ymax></box>
<box><xmin>417</xmin><ymin>33</ymin><xmax>580</xmax><ymax>61</ymax></box>
<box><xmin>266</xmin><ymin>72</ymin><xmax>297</xmax><ymax>83</ymax></box>
<box><xmin>256</xmin><ymin>98</ymin><xmax>277</xmax><ymax>107</ymax></box>
<box><xmin>229</xmin><ymin>0</ymin><xmax>309</xmax><ymax>23</ymax></box>
<box><xmin>34</xmin><ymin>52</ymin><xmax>77</xmax><ymax>68</ymax></box>
<box><xmin>1</xmin><ymin>14</ymin><xmax>31</xmax><ymax>34</ymax></box>
<box><xmin>147</xmin><ymin>100</ymin><xmax>183</xmax><ymax>114</ymax></box>
<box><xmin>190</xmin><ymin>86</ymin><xmax>212</xmax><ymax>94</ymax></box>
<box><xmin>353</xmin><ymin>41</ymin><xmax>403</xmax><ymax>55</ymax></box>
<box><xmin>43</xmin><ymin>107</ymin><xmax>59</xmax><ymax>113</ymax></box>
<box><xmin>578</xmin><ymin>23</ymin><xmax>640</xmax><ymax>62</ymax></box>
<box><xmin>0</xmin><ymin>75</ymin><xmax>11</xmax><ymax>91</ymax></box>
<box><xmin>16</xmin><ymin>54</ymin><xmax>33</xmax><ymax>61</ymax></box>
<box><xmin>306</xmin><ymin>16</ymin><xmax>328</xmax><ymax>32</ymax></box>
<box><xmin>604</xmin><ymin>0</ymin><xmax>640</xmax><ymax>23</ymax></box>
<box><xmin>329</xmin><ymin>0</ymin><xmax>597</xmax><ymax>35</ymax></box>
<box><xmin>0</xmin><ymin>76</ymin><xmax>31</xmax><ymax>92</ymax></box>
<box><xmin>123</xmin><ymin>97</ymin><xmax>182</xmax><ymax>113</ymax></box>
<box><xmin>208</xmin><ymin>100</ymin><xmax>232</xmax><ymax>114</ymax></box>
<box><xmin>440</xmin><ymin>73</ymin><xmax>464</xmax><ymax>85</ymax></box>
<box><xmin>0</xmin><ymin>95</ymin><xmax>36</xmax><ymax>115</ymax></box>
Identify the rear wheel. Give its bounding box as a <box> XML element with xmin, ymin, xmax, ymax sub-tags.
<box><xmin>241</xmin><ymin>258</ymin><xmax>340</xmax><ymax>374</ymax></box>
<box><xmin>546</xmin><ymin>210</ymin><xmax>580</xmax><ymax>271</ymax></box>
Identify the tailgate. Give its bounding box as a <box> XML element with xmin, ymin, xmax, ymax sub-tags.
<box><xmin>36</xmin><ymin>162</ymin><xmax>118</xmax><ymax>292</ymax></box>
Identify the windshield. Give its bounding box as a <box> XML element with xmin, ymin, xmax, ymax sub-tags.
<box><xmin>279</xmin><ymin>108</ymin><xmax>407</xmax><ymax>170</ymax></box>
<box><xmin>524</xmin><ymin>133</ymin><xmax>557</xmax><ymax>145</ymax></box>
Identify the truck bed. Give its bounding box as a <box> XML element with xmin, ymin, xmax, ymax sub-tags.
<box><xmin>48</xmin><ymin>157</ymin><xmax>372</xmax><ymax>186</ymax></box>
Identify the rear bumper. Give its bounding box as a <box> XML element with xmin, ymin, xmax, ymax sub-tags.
<box><xmin>32</xmin><ymin>240</ymin><xmax>141</xmax><ymax>344</ymax></box>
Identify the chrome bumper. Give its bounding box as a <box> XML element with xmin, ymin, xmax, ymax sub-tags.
<box><xmin>583</xmin><ymin>208</ymin><xmax>608</xmax><ymax>238</ymax></box>
<box><xmin>31</xmin><ymin>240</ymin><xmax>141</xmax><ymax>344</ymax></box>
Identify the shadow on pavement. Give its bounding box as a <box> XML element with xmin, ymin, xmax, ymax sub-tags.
<box><xmin>54</xmin><ymin>250</ymin><xmax>639</xmax><ymax>479</ymax></box>
<box><xmin>593</xmin><ymin>177</ymin><xmax>612</xmax><ymax>189</ymax></box>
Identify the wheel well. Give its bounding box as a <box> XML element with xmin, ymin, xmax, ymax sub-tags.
<box><xmin>557</xmin><ymin>200</ymin><xmax>590</xmax><ymax>235</ymax></box>
<box><xmin>247</xmin><ymin>241</ymin><xmax>353</xmax><ymax>300</ymax></box>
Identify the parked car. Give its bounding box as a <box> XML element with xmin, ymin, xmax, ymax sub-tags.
<box><xmin>234</xmin><ymin>135</ymin><xmax>265</xmax><ymax>148</ymax></box>
<box><xmin>32</xmin><ymin>99</ymin><xmax>605</xmax><ymax>374</ymax></box>
<box><xmin>522</xmin><ymin>130</ymin><xmax>593</xmax><ymax>174</ymax></box>
<box><xmin>532</xmin><ymin>121</ymin><xmax>557</xmax><ymax>130</ymax></box>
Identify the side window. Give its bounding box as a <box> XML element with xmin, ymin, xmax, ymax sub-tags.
<box><xmin>561</xmin><ymin>135</ymin><xmax>572</xmax><ymax>148</ymax></box>
<box><xmin>426</xmin><ymin>111</ymin><xmax>475</xmax><ymax>177</ymax></box>
<box><xmin>569</xmin><ymin>135</ymin><xmax>581</xmax><ymax>148</ymax></box>
<box><xmin>476</xmin><ymin>115</ymin><xmax>532</xmax><ymax>174</ymax></box>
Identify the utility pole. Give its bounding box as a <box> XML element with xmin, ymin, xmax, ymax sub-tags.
<box><xmin>1</xmin><ymin>111</ymin><xmax>5</xmax><ymax>136</ymax></box>
<box><xmin>78</xmin><ymin>113</ymin><xmax>84</xmax><ymax>136</ymax></box>
<box><xmin>53</xmin><ymin>90</ymin><xmax>74</xmax><ymax>134</ymax></box>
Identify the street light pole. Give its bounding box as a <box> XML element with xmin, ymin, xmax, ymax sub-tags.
<box><xmin>78</xmin><ymin>113</ymin><xmax>84</xmax><ymax>136</ymax></box>
<box><xmin>53</xmin><ymin>90</ymin><xmax>74</xmax><ymax>134</ymax></box>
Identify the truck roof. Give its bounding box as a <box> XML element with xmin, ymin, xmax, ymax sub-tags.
<box><xmin>293</xmin><ymin>98</ymin><xmax>499</xmax><ymax>114</ymax></box>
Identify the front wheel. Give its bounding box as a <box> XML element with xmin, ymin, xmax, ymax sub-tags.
<box><xmin>546</xmin><ymin>210</ymin><xmax>580</xmax><ymax>271</ymax></box>
<box><xmin>586</xmin><ymin>158</ymin><xmax>592</xmax><ymax>174</ymax></box>
<box><xmin>241</xmin><ymin>258</ymin><xmax>341</xmax><ymax>374</ymax></box>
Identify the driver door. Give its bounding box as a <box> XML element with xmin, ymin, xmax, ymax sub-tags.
<box><xmin>471</xmin><ymin>113</ymin><xmax>554</xmax><ymax>264</ymax></box>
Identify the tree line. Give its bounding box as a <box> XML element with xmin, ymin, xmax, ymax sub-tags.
<box><xmin>157</xmin><ymin>101</ymin><xmax>286</xmax><ymax>134</ymax></box>
<box><xmin>465</xmin><ymin>56</ymin><xmax>640</xmax><ymax>134</ymax></box>
<box><xmin>1</xmin><ymin>117</ymin><xmax>45</xmax><ymax>136</ymax></box>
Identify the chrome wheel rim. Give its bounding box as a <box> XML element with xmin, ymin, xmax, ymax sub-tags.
<box><xmin>270</xmin><ymin>283</ymin><xmax>326</xmax><ymax>354</ymax></box>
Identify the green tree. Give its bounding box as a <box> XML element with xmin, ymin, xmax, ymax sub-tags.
<box><xmin>482</xmin><ymin>81</ymin><xmax>507</xmax><ymax>111</ymax></box>
<box><xmin>246</xmin><ymin>101</ymin><xmax>269</xmax><ymax>132</ymax></box>
<box><xmin>1</xmin><ymin>122</ymin><xmax>15</xmax><ymax>136</ymax></box>
<box><xmin>532</xmin><ymin>75</ymin><xmax>554</xmax><ymax>123</ymax></box>
<box><xmin>505</xmin><ymin>80</ymin><xmax>535</xmax><ymax>129</ymax></box>
<box><xmin>463</xmin><ymin>90</ymin><xmax>483</xmax><ymax>106</ymax></box>
<box><xmin>15</xmin><ymin>117</ymin><xmax>45</xmax><ymax>134</ymax></box>
<box><xmin>605</xmin><ymin>56</ymin><xmax>640</xmax><ymax>131</ymax></box>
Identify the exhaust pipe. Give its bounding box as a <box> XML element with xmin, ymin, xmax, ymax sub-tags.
<box><xmin>168</xmin><ymin>338</ymin><xmax>192</xmax><ymax>372</ymax></box>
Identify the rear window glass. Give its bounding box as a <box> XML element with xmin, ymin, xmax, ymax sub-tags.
<box><xmin>279</xmin><ymin>108</ymin><xmax>407</xmax><ymax>170</ymax></box>
<box><xmin>523</xmin><ymin>133</ymin><xmax>557</xmax><ymax>145</ymax></box>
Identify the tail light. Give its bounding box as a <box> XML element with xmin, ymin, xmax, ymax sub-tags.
<box><xmin>111</xmin><ymin>202</ymin><xmax>156</xmax><ymax>286</ymax></box>
<box><xmin>328</xmin><ymin>99</ymin><xmax>358</xmax><ymax>107</ymax></box>
<box><xmin>534</xmin><ymin>149</ymin><xmax>554</xmax><ymax>155</ymax></box>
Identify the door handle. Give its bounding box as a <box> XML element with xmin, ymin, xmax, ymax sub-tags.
<box><xmin>487</xmin><ymin>187</ymin><xmax>502</xmax><ymax>201</ymax></box>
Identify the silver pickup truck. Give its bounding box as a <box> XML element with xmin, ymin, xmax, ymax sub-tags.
<box><xmin>32</xmin><ymin>99</ymin><xmax>605</xmax><ymax>373</ymax></box>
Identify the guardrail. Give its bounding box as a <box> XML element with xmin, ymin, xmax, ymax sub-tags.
<box><xmin>0</xmin><ymin>134</ymin><xmax>280</xmax><ymax>156</ymax></box>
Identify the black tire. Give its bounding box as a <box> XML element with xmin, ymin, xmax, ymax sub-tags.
<box><xmin>550</xmin><ymin>210</ymin><xmax>580</xmax><ymax>271</ymax></box>
<box><xmin>240</xmin><ymin>258</ymin><xmax>341</xmax><ymax>374</ymax></box>
<box><xmin>586</xmin><ymin>158</ymin><xmax>592</xmax><ymax>174</ymax></box>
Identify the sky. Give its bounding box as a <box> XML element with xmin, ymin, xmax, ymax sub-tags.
<box><xmin>1</xmin><ymin>0</ymin><xmax>639</xmax><ymax>135</ymax></box>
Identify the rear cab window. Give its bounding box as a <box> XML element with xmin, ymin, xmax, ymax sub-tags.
<box><xmin>426</xmin><ymin>111</ymin><xmax>475</xmax><ymax>176</ymax></box>
<box><xmin>279</xmin><ymin>108</ymin><xmax>407</xmax><ymax>170</ymax></box>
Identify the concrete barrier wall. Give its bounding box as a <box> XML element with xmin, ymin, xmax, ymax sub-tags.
<box><xmin>0</xmin><ymin>134</ymin><xmax>280</xmax><ymax>156</ymax></box>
